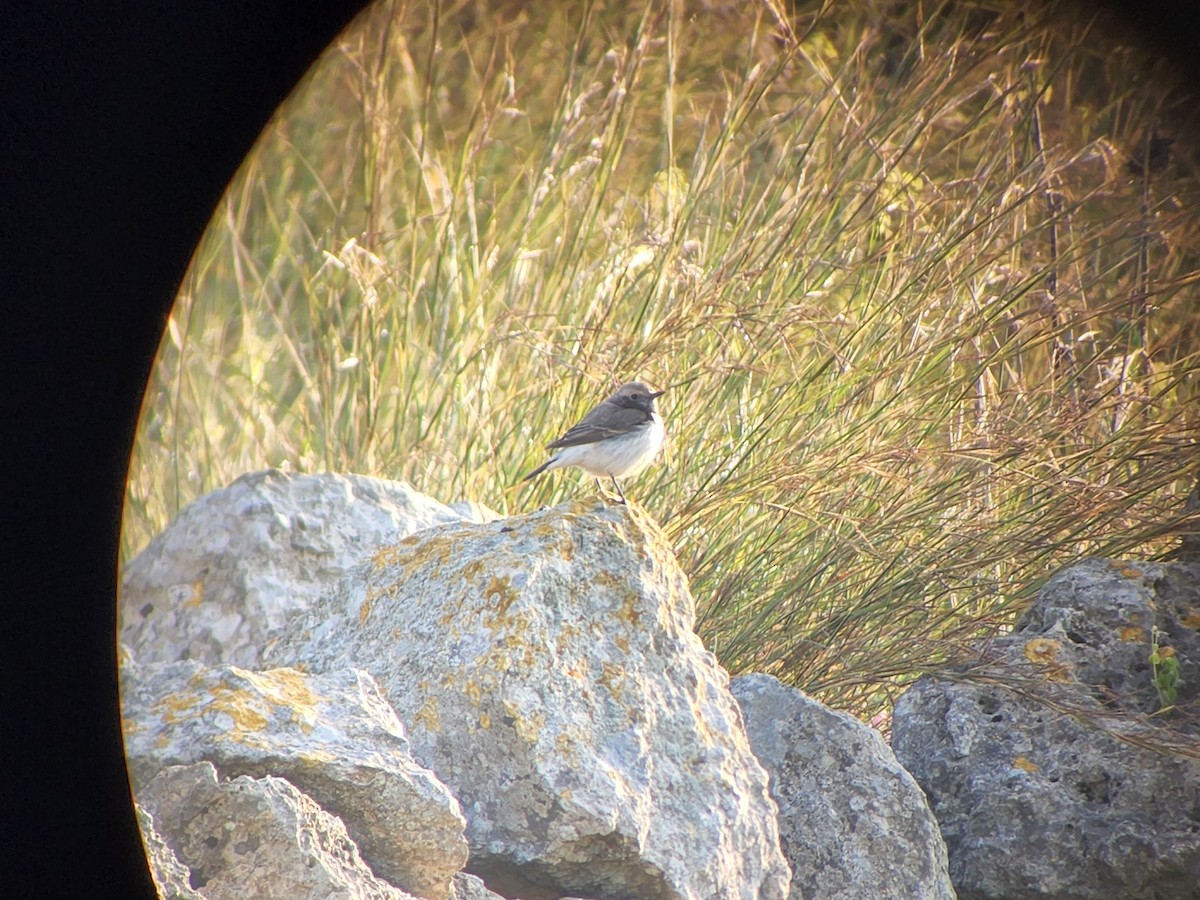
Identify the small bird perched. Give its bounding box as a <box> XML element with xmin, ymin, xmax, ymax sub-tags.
<box><xmin>522</xmin><ymin>381</ymin><xmax>666</xmax><ymax>504</ymax></box>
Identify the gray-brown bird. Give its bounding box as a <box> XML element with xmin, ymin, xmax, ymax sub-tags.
<box><xmin>522</xmin><ymin>381</ymin><xmax>665</xmax><ymax>503</ymax></box>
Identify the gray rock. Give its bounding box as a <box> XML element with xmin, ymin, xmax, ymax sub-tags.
<box><xmin>1015</xmin><ymin>558</ymin><xmax>1200</xmax><ymax>723</ymax></box>
<box><xmin>449</xmin><ymin>872</ymin><xmax>507</xmax><ymax>900</ymax></box>
<box><xmin>893</xmin><ymin>558</ymin><xmax>1200</xmax><ymax>900</ymax></box>
<box><xmin>139</xmin><ymin>762</ymin><xmax>416</xmax><ymax>900</ymax></box>
<box><xmin>732</xmin><ymin>674</ymin><xmax>954</xmax><ymax>900</ymax></box>
<box><xmin>136</xmin><ymin>803</ymin><xmax>205</xmax><ymax>900</ymax></box>
<box><xmin>265</xmin><ymin>498</ymin><xmax>792</xmax><ymax>900</ymax></box>
<box><xmin>449</xmin><ymin>500</ymin><xmax>504</xmax><ymax>524</ymax></box>
<box><xmin>122</xmin><ymin>657</ymin><xmax>468</xmax><ymax>900</ymax></box>
<box><xmin>120</xmin><ymin>470</ymin><xmax>476</xmax><ymax>667</ymax></box>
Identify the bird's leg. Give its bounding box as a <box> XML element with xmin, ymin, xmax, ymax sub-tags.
<box><xmin>610</xmin><ymin>477</ymin><xmax>628</xmax><ymax>505</ymax></box>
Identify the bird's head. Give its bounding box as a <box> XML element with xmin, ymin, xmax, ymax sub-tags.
<box><xmin>610</xmin><ymin>381</ymin><xmax>665</xmax><ymax>411</ymax></box>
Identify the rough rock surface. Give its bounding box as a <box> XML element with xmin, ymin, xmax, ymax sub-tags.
<box><xmin>137</xmin><ymin>803</ymin><xmax>205</xmax><ymax>900</ymax></box>
<box><xmin>122</xmin><ymin>657</ymin><xmax>467</xmax><ymax>900</ymax></box>
<box><xmin>140</xmin><ymin>762</ymin><xmax>416</xmax><ymax>900</ymax></box>
<box><xmin>265</xmin><ymin>498</ymin><xmax>792</xmax><ymax>900</ymax></box>
<box><xmin>449</xmin><ymin>872</ymin><xmax>507</xmax><ymax>900</ymax></box>
<box><xmin>732</xmin><ymin>674</ymin><xmax>955</xmax><ymax>900</ymax></box>
<box><xmin>119</xmin><ymin>470</ymin><xmax>481</xmax><ymax>667</ymax></box>
<box><xmin>892</xmin><ymin>558</ymin><xmax>1200</xmax><ymax>900</ymax></box>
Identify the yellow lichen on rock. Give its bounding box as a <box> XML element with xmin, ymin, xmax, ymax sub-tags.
<box><xmin>483</xmin><ymin>574</ymin><xmax>517</xmax><ymax>615</ymax></box>
<box><xmin>157</xmin><ymin>686</ymin><xmax>203</xmax><ymax>725</ymax></box>
<box><xmin>502</xmin><ymin>698</ymin><xmax>545</xmax><ymax>744</ymax></box>
<box><xmin>414</xmin><ymin>697</ymin><xmax>442</xmax><ymax>733</ymax></box>
<box><xmin>1022</xmin><ymin>637</ymin><xmax>1073</xmax><ymax>683</ymax></box>
<box><xmin>252</xmin><ymin>667</ymin><xmax>324</xmax><ymax>733</ymax></box>
<box><xmin>359</xmin><ymin>585</ymin><xmax>382</xmax><ymax>623</ymax></box>
<box><xmin>207</xmin><ymin>685</ymin><xmax>271</xmax><ymax>734</ymax></box>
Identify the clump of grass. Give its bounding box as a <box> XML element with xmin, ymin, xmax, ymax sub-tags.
<box><xmin>123</xmin><ymin>0</ymin><xmax>1200</xmax><ymax>722</ymax></box>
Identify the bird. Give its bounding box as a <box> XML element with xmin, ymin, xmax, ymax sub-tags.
<box><xmin>522</xmin><ymin>381</ymin><xmax>666</xmax><ymax>504</ymax></box>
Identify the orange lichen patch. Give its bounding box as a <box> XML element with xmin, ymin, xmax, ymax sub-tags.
<box><xmin>564</xmin><ymin>660</ymin><xmax>589</xmax><ymax>683</ymax></box>
<box><xmin>159</xmin><ymin>668</ymin><xmax>328</xmax><ymax>740</ymax></box>
<box><xmin>371</xmin><ymin>532</ymin><xmax>455</xmax><ymax>571</ymax></box>
<box><xmin>501</xmin><ymin>615</ymin><xmax>534</xmax><ymax>647</ymax></box>
<box><xmin>1119</xmin><ymin>626</ymin><xmax>1146</xmax><ymax>642</ymax></box>
<box><xmin>502</xmin><ymin>700</ymin><xmax>544</xmax><ymax>744</ymax></box>
<box><xmin>556</xmin><ymin>622</ymin><xmax>582</xmax><ymax>654</ymax></box>
<box><xmin>369</xmin><ymin>540</ymin><xmax>412</xmax><ymax>568</ymax></box>
<box><xmin>298</xmin><ymin>748</ymin><xmax>338</xmax><ymax>765</ymax></box>
<box><xmin>464</xmin><ymin>680</ymin><xmax>483</xmax><ymax>707</ymax></box>
<box><xmin>553</xmin><ymin>733</ymin><xmax>582</xmax><ymax>768</ymax></box>
<box><xmin>413</xmin><ymin>697</ymin><xmax>441</xmax><ymax>733</ymax></box>
<box><xmin>1121</xmin><ymin>567</ymin><xmax>1143</xmax><ymax>579</ymax></box>
<box><xmin>1181</xmin><ymin>612</ymin><xmax>1200</xmax><ymax>630</ymax></box>
<box><xmin>1024</xmin><ymin>637</ymin><xmax>1062</xmax><ymax>664</ymax></box>
<box><xmin>1023</xmin><ymin>637</ymin><xmax>1073</xmax><ymax>683</ymax></box>
<box><xmin>157</xmin><ymin>687</ymin><xmax>204</xmax><ymax>724</ymax></box>
<box><xmin>462</xmin><ymin>559</ymin><xmax>485</xmax><ymax>581</ymax></box>
<box><xmin>533</xmin><ymin>523</ymin><xmax>558</xmax><ymax>538</ymax></box>
<box><xmin>478</xmin><ymin>711</ymin><xmax>491</xmax><ymax>730</ymax></box>
<box><xmin>207</xmin><ymin>685</ymin><xmax>271</xmax><ymax>733</ymax></box>
<box><xmin>251</xmin><ymin>668</ymin><xmax>324</xmax><ymax>732</ymax></box>
<box><xmin>183</xmin><ymin>581</ymin><xmax>204</xmax><ymax>608</ymax></box>
<box><xmin>598</xmin><ymin>662</ymin><xmax>625</xmax><ymax>697</ymax></box>
<box><xmin>593</xmin><ymin>570</ymin><xmax>621</xmax><ymax>589</ymax></box>
<box><xmin>484</xmin><ymin>575</ymin><xmax>517</xmax><ymax>615</ymax></box>
<box><xmin>1013</xmin><ymin>756</ymin><xmax>1040</xmax><ymax>773</ymax></box>
<box><xmin>1157</xmin><ymin>645</ymin><xmax>1177</xmax><ymax>659</ymax></box>
<box><xmin>359</xmin><ymin>586</ymin><xmax>381</xmax><ymax>623</ymax></box>
<box><xmin>617</xmin><ymin>592</ymin><xmax>643</xmax><ymax>626</ymax></box>
<box><xmin>122</xmin><ymin>717</ymin><xmax>142</xmax><ymax>736</ymax></box>
<box><xmin>614</xmin><ymin>633</ymin><xmax>630</xmax><ymax>653</ymax></box>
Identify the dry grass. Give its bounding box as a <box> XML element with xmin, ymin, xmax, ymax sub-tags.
<box><xmin>123</xmin><ymin>0</ymin><xmax>1200</xmax><ymax>719</ymax></box>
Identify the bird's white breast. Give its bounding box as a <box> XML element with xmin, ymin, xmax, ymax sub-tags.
<box><xmin>552</xmin><ymin>412</ymin><xmax>665</xmax><ymax>478</ymax></box>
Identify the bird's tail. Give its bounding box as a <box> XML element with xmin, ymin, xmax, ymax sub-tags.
<box><xmin>521</xmin><ymin>458</ymin><xmax>555</xmax><ymax>483</ymax></box>
<box><xmin>505</xmin><ymin>457</ymin><xmax>556</xmax><ymax>496</ymax></box>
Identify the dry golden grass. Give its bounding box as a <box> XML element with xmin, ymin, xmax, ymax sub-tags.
<box><xmin>123</xmin><ymin>0</ymin><xmax>1200</xmax><ymax>718</ymax></box>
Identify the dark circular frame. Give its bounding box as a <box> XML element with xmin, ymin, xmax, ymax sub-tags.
<box><xmin>3</xmin><ymin>1</ymin><xmax>1197</xmax><ymax>895</ymax></box>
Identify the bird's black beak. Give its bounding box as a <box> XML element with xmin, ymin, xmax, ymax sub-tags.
<box><xmin>649</xmin><ymin>389</ymin><xmax>665</xmax><ymax>399</ymax></box>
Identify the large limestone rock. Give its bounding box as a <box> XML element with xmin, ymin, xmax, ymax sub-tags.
<box><xmin>140</xmin><ymin>762</ymin><xmax>417</xmax><ymax>900</ymax></box>
<box><xmin>119</xmin><ymin>470</ymin><xmax>482</xmax><ymax>667</ymax></box>
<box><xmin>265</xmin><ymin>498</ymin><xmax>792</xmax><ymax>900</ymax></box>
<box><xmin>732</xmin><ymin>674</ymin><xmax>955</xmax><ymax>900</ymax></box>
<box><xmin>892</xmin><ymin>558</ymin><xmax>1200</xmax><ymax>899</ymax></box>
<box><xmin>122</xmin><ymin>657</ymin><xmax>467</xmax><ymax>900</ymax></box>
<box><xmin>136</xmin><ymin>803</ymin><xmax>205</xmax><ymax>900</ymax></box>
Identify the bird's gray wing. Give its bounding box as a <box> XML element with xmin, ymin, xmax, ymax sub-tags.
<box><xmin>547</xmin><ymin>403</ymin><xmax>649</xmax><ymax>449</ymax></box>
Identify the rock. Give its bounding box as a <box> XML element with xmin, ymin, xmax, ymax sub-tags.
<box><xmin>449</xmin><ymin>872</ymin><xmax>507</xmax><ymax>900</ymax></box>
<box><xmin>119</xmin><ymin>470</ymin><xmax>480</xmax><ymax>667</ymax></box>
<box><xmin>136</xmin><ymin>803</ymin><xmax>205</xmax><ymax>900</ymax></box>
<box><xmin>1014</xmin><ymin>558</ymin><xmax>1200</xmax><ymax>724</ymax></box>
<box><xmin>449</xmin><ymin>500</ymin><xmax>504</xmax><ymax>524</ymax></box>
<box><xmin>731</xmin><ymin>674</ymin><xmax>955</xmax><ymax>900</ymax></box>
<box><xmin>122</xmin><ymin>657</ymin><xmax>468</xmax><ymax>900</ymax></box>
<box><xmin>139</xmin><ymin>762</ymin><xmax>416</xmax><ymax>900</ymax></box>
<box><xmin>265</xmin><ymin>498</ymin><xmax>792</xmax><ymax>900</ymax></box>
<box><xmin>892</xmin><ymin>558</ymin><xmax>1200</xmax><ymax>900</ymax></box>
